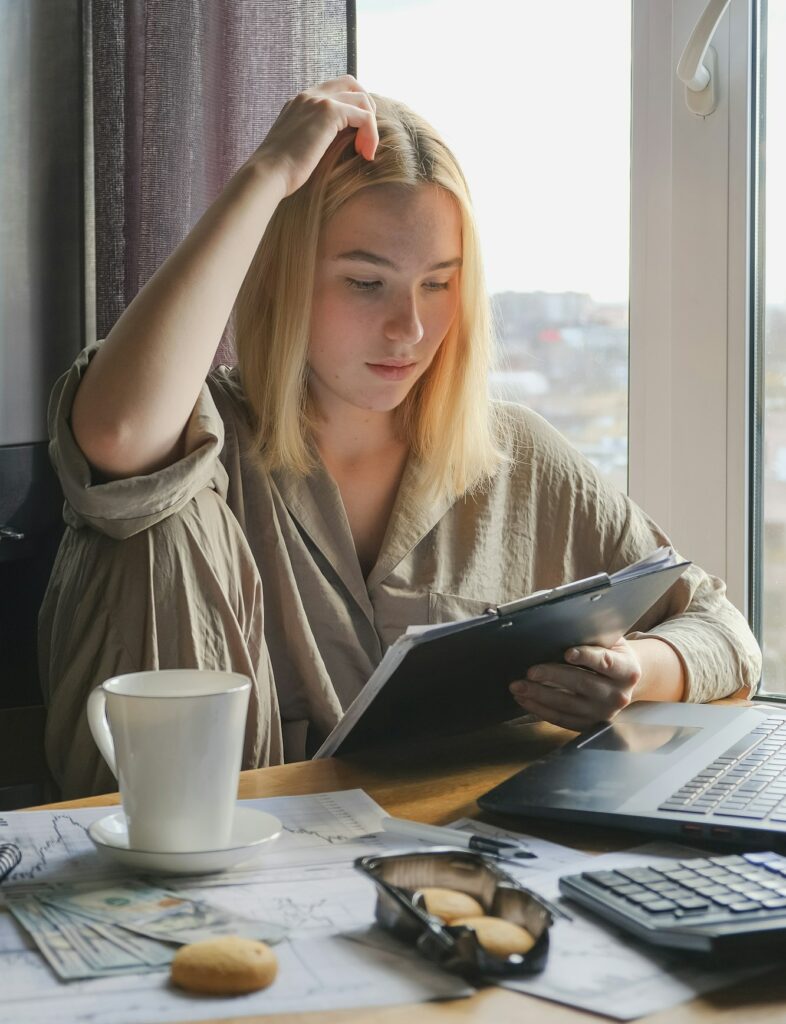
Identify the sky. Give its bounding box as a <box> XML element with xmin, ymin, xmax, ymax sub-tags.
<box><xmin>357</xmin><ymin>0</ymin><xmax>784</xmax><ymax>307</ymax></box>
<box><xmin>357</xmin><ymin>0</ymin><xmax>631</xmax><ymax>303</ymax></box>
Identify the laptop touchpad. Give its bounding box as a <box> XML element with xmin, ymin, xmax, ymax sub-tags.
<box><xmin>579</xmin><ymin>722</ymin><xmax>701</xmax><ymax>755</ymax></box>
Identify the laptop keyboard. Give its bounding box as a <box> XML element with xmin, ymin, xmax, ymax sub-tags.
<box><xmin>658</xmin><ymin>715</ymin><xmax>786</xmax><ymax>820</ymax></box>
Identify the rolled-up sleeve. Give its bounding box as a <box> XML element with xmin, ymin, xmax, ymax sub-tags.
<box><xmin>48</xmin><ymin>339</ymin><xmax>229</xmax><ymax>539</ymax></box>
<box><xmin>614</xmin><ymin>501</ymin><xmax>762</xmax><ymax>703</ymax></box>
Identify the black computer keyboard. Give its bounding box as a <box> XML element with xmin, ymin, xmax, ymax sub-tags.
<box><xmin>559</xmin><ymin>851</ymin><xmax>786</xmax><ymax>954</ymax></box>
<box><xmin>659</xmin><ymin>715</ymin><xmax>786</xmax><ymax>820</ymax></box>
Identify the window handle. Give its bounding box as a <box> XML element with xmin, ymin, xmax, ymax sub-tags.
<box><xmin>676</xmin><ymin>0</ymin><xmax>732</xmax><ymax>117</ymax></box>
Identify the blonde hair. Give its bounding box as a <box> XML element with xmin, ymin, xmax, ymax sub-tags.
<box><xmin>234</xmin><ymin>93</ymin><xmax>505</xmax><ymax>503</ymax></box>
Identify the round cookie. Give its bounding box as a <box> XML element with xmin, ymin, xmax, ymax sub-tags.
<box><xmin>451</xmin><ymin>915</ymin><xmax>536</xmax><ymax>958</ymax></box>
<box><xmin>170</xmin><ymin>936</ymin><xmax>278</xmax><ymax>995</ymax></box>
<box><xmin>418</xmin><ymin>886</ymin><xmax>484</xmax><ymax>923</ymax></box>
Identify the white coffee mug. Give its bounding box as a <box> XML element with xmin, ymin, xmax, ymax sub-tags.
<box><xmin>87</xmin><ymin>670</ymin><xmax>251</xmax><ymax>853</ymax></box>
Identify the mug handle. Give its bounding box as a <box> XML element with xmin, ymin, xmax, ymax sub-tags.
<box><xmin>87</xmin><ymin>687</ymin><xmax>118</xmax><ymax>778</ymax></box>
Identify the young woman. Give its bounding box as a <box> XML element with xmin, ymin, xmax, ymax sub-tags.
<box><xmin>40</xmin><ymin>76</ymin><xmax>761</xmax><ymax>798</ymax></box>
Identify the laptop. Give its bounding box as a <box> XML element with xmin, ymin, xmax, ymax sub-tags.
<box><xmin>478</xmin><ymin>700</ymin><xmax>786</xmax><ymax>848</ymax></box>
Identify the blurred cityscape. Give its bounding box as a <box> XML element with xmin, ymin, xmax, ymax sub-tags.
<box><xmin>489</xmin><ymin>290</ymin><xmax>628</xmax><ymax>494</ymax></box>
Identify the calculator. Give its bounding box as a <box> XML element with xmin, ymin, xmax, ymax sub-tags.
<box><xmin>558</xmin><ymin>851</ymin><xmax>786</xmax><ymax>954</ymax></box>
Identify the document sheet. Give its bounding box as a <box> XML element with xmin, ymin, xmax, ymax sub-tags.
<box><xmin>488</xmin><ymin>829</ymin><xmax>777</xmax><ymax>1020</ymax></box>
<box><xmin>352</xmin><ymin>819</ymin><xmax>777</xmax><ymax>1021</ymax></box>
<box><xmin>0</xmin><ymin>790</ymin><xmax>471</xmax><ymax>1023</ymax></box>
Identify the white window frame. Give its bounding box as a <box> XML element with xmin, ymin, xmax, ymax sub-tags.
<box><xmin>629</xmin><ymin>0</ymin><xmax>754</xmax><ymax>619</ymax></box>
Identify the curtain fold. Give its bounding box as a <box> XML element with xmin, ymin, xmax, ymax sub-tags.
<box><xmin>89</xmin><ymin>0</ymin><xmax>351</xmax><ymax>365</ymax></box>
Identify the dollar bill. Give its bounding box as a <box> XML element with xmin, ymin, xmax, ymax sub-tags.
<box><xmin>41</xmin><ymin>902</ymin><xmax>173</xmax><ymax>969</ymax></box>
<box><xmin>41</xmin><ymin>879</ymin><xmax>286</xmax><ymax>945</ymax></box>
<box><xmin>5</xmin><ymin>892</ymin><xmax>171</xmax><ymax>980</ymax></box>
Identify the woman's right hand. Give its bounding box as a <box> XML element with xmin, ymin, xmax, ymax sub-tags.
<box><xmin>251</xmin><ymin>75</ymin><xmax>379</xmax><ymax>198</ymax></box>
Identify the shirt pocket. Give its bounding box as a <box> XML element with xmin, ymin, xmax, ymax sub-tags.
<box><xmin>427</xmin><ymin>590</ymin><xmax>497</xmax><ymax>625</ymax></box>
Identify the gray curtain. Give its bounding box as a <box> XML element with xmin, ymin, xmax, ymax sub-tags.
<box><xmin>89</xmin><ymin>0</ymin><xmax>352</xmax><ymax>366</ymax></box>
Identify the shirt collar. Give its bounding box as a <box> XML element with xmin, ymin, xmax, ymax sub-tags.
<box><xmin>272</xmin><ymin>450</ymin><xmax>453</xmax><ymax>617</ymax></box>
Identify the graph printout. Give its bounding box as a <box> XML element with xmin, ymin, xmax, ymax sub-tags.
<box><xmin>0</xmin><ymin>790</ymin><xmax>472</xmax><ymax>1022</ymax></box>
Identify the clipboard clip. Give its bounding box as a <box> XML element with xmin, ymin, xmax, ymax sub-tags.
<box><xmin>494</xmin><ymin>574</ymin><xmax>611</xmax><ymax>617</ymax></box>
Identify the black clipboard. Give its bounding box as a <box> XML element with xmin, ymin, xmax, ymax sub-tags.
<box><xmin>314</xmin><ymin>548</ymin><xmax>691</xmax><ymax>758</ymax></box>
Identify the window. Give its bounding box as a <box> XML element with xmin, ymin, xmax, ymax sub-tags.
<box><xmin>356</xmin><ymin>0</ymin><xmax>631</xmax><ymax>493</ymax></box>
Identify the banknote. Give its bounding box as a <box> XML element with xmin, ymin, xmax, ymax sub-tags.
<box><xmin>40</xmin><ymin>902</ymin><xmax>173</xmax><ymax>969</ymax></box>
<box><xmin>5</xmin><ymin>892</ymin><xmax>171</xmax><ymax>980</ymax></box>
<box><xmin>41</xmin><ymin>879</ymin><xmax>287</xmax><ymax>945</ymax></box>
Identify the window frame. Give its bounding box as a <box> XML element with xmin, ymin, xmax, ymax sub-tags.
<box><xmin>628</xmin><ymin>0</ymin><xmax>755</xmax><ymax>630</ymax></box>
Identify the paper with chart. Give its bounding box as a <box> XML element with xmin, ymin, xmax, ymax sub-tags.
<box><xmin>0</xmin><ymin>789</ymin><xmax>395</xmax><ymax>887</ymax></box>
<box><xmin>0</xmin><ymin>790</ymin><xmax>472</xmax><ymax>1022</ymax></box>
<box><xmin>351</xmin><ymin>819</ymin><xmax>780</xmax><ymax>1021</ymax></box>
<box><xmin>498</xmin><ymin>840</ymin><xmax>777</xmax><ymax>1020</ymax></box>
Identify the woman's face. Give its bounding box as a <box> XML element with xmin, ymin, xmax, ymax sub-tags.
<box><xmin>309</xmin><ymin>183</ymin><xmax>462</xmax><ymax>421</ymax></box>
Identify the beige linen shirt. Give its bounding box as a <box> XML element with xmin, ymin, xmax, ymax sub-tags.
<box><xmin>44</xmin><ymin>340</ymin><xmax>762</xmax><ymax>765</ymax></box>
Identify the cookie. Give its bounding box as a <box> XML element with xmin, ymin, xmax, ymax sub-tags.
<box><xmin>417</xmin><ymin>886</ymin><xmax>484</xmax><ymax>923</ymax></box>
<box><xmin>170</xmin><ymin>936</ymin><xmax>278</xmax><ymax>995</ymax></box>
<box><xmin>451</xmin><ymin>915</ymin><xmax>536</xmax><ymax>958</ymax></box>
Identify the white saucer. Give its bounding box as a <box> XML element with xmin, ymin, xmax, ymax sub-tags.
<box><xmin>88</xmin><ymin>806</ymin><xmax>282</xmax><ymax>875</ymax></box>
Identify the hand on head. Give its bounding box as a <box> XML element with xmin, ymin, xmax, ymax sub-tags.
<box><xmin>252</xmin><ymin>75</ymin><xmax>379</xmax><ymax>198</ymax></box>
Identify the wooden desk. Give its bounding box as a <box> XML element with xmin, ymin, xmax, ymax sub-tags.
<box><xmin>36</xmin><ymin>710</ymin><xmax>786</xmax><ymax>1024</ymax></box>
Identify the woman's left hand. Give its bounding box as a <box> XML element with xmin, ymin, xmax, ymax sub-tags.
<box><xmin>509</xmin><ymin>638</ymin><xmax>642</xmax><ymax>732</ymax></box>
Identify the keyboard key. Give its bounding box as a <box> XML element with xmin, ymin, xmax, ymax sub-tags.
<box><xmin>697</xmin><ymin>866</ymin><xmax>735</xmax><ymax>879</ymax></box>
<box><xmin>617</xmin><ymin>868</ymin><xmax>664</xmax><ymax>884</ymax></box>
<box><xmin>641</xmin><ymin>899</ymin><xmax>678</xmax><ymax>913</ymax></box>
<box><xmin>583</xmin><ymin>871</ymin><xmax>629</xmax><ymax>888</ymax></box>
<box><xmin>739</xmin><ymin>869</ymin><xmax>773</xmax><ymax>881</ymax></box>
<box><xmin>719</xmin><ymin>738</ymin><xmax>762</xmax><ymax>760</ymax></box>
<box><xmin>645</xmin><ymin>879</ymin><xmax>678</xmax><ymax>891</ymax></box>
<box><xmin>762</xmin><ymin>897</ymin><xmax>786</xmax><ymax>909</ymax></box>
<box><xmin>752</xmin><ymin>852</ymin><xmax>786</xmax><ymax>866</ymax></box>
<box><xmin>695</xmin><ymin>884</ymin><xmax>732</xmax><ymax>896</ymax></box>
<box><xmin>628</xmin><ymin>891</ymin><xmax>664</xmax><ymax>905</ymax></box>
<box><xmin>728</xmin><ymin>901</ymin><xmax>762</xmax><ymax>913</ymax></box>
<box><xmin>711</xmin><ymin>892</ymin><xmax>741</xmax><ymax>906</ymax></box>
<box><xmin>675</xmin><ymin>896</ymin><xmax>711</xmax><ymax>910</ymax></box>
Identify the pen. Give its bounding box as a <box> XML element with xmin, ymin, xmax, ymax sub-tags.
<box><xmin>380</xmin><ymin>817</ymin><xmax>536</xmax><ymax>860</ymax></box>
